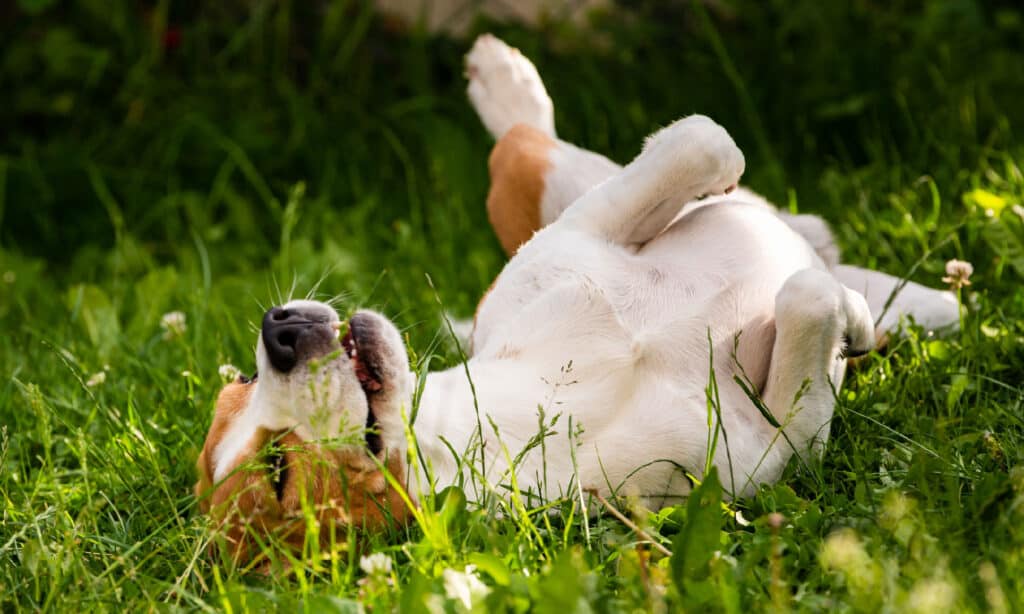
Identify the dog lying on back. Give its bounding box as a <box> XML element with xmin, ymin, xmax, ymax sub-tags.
<box><xmin>195</xmin><ymin>35</ymin><xmax>958</xmax><ymax>563</ymax></box>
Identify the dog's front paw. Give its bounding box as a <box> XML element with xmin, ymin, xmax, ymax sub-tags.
<box><xmin>839</xmin><ymin>286</ymin><xmax>876</xmax><ymax>358</ymax></box>
<box><xmin>466</xmin><ymin>34</ymin><xmax>555</xmax><ymax>139</ymax></box>
<box><xmin>642</xmin><ymin>115</ymin><xmax>745</xmax><ymax>197</ymax></box>
<box><xmin>775</xmin><ymin>269</ymin><xmax>876</xmax><ymax>359</ymax></box>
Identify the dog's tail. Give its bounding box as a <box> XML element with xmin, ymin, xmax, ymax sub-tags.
<box><xmin>465</xmin><ymin>34</ymin><xmax>556</xmax><ymax>140</ymax></box>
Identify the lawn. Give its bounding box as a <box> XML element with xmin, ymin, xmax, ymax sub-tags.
<box><xmin>2</xmin><ymin>1</ymin><xmax>1024</xmax><ymax>611</ymax></box>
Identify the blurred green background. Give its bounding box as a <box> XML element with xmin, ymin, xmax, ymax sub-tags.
<box><xmin>4</xmin><ymin>1</ymin><xmax>1023</xmax><ymax>283</ymax></box>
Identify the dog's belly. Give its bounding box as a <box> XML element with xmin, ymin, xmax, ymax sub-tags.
<box><xmin>465</xmin><ymin>202</ymin><xmax>823</xmax><ymax>499</ymax></box>
<box><xmin>475</xmin><ymin>202</ymin><xmax>821</xmax><ymax>372</ymax></box>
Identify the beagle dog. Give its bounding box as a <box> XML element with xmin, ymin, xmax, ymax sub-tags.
<box><xmin>195</xmin><ymin>35</ymin><xmax>959</xmax><ymax>562</ymax></box>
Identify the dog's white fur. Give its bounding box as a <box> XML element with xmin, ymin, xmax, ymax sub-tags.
<box><xmin>208</xmin><ymin>35</ymin><xmax>960</xmax><ymax>512</ymax></box>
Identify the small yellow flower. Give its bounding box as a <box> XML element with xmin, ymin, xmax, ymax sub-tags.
<box><xmin>942</xmin><ymin>259</ymin><xmax>973</xmax><ymax>290</ymax></box>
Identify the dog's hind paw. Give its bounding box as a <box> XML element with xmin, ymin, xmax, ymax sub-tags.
<box><xmin>466</xmin><ymin>34</ymin><xmax>556</xmax><ymax>139</ymax></box>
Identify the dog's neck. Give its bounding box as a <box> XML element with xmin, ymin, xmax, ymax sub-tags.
<box><xmin>405</xmin><ymin>359</ymin><xmax>555</xmax><ymax>495</ymax></box>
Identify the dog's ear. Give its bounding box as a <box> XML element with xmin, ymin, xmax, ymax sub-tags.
<box><xmin>193</xmin><ymin>382</ymin><xmax>285</xmax><ymax>563</ymax></box>
<box><xmin>195</xmin><ymin>376</ymin><xmax>414</xmax><ymax>564</ymax></box>
<box><xmin>487</xmin><ymin>124</ymin><xmax>554</xmax><ymax>255</ymax></box>
<box><xmin>194</xmin><ymin>381</ymin><xmax>255</xmax><ymax>512</ymax></box>
<box><xmin>194</xmin><ymin>449</ymin><xmax>213</xmax><ymax>513</ymax></box>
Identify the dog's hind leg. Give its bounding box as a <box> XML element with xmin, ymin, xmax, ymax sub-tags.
<box><xmin>486</xmin><ymin>125</ymin><xmax>621</xmax><ymax>255</ymax></box>
<box><xmin>468</xmin><ymin>34</ymin><xmax>623</xmax><ymax>254</ymax></box>
<box><xmin>557</xmin><ymin>115</ymin><xmax>745</xmax><ymax>246</ymax></box>
<box><xmin>832</xmin><ymin>264</ymin><xmax>959</xmax><ymax>336</ymax></box>
<box><xmin>748</xmin><ymin>269</ymin><xmax>875</xmax><ymax>486</ymax></box>
<box><xmin>466</xmin><ymin>34</ymin><xmax>556</xmax><ymax>139</ymax></box>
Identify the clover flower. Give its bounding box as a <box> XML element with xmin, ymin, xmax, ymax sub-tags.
<box><xmin>942</xmin><ymin>259</ymin><xmax>973</xmax><ymax>290</ymax></box>
<box><xmin>357</xmin><ymin>552</ymin><xmax>395</xmax><ymax>600</ymax></box>
<box><xmin>359</xmin><ymin>552</ymin><xmax>393</xmax><ymax>576</ymax></box>
<box><xmin>160</xmin><ymin>311</ymin><xmax>187</xmax><ymax>340</ymax></box>
<box><xmin>218</xmin><ymin>364</ymin><xmax>242</xmax><ymax>382</ymax></box>
<box><xmin>443</xmin><ymin>564</ymin><xmax>491</xmax><ymax>612</ymax></box>
<box><xmin>86</xmin><ymin>371</ymin><xmax>106</xmax><ymax>387</ymax></box>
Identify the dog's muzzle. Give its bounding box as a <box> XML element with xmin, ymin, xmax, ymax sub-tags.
<box><xmin>261</xmin><ymin>306</ymin><xmax>336</xmax><ymax>373</ymax></box>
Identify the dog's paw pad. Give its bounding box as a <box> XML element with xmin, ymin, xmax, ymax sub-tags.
<box><xmin>466</xmin><ymin>34</ymin><xmax>555</xmax><ymax>139</ymax></box>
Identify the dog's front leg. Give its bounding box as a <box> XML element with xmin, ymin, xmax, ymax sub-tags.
<box><xmin>756</xmin><ymin>269</ymin><xmax>875</xmax><ymax>474</ymax></box>
<box><xmin>557</xmin><ymin>116</ymin><xmax>745</xmax><ymax>247</ymax></box>
<box><xmin>832</xmin><ymin>264</ymin><xmax>959</xmax><ymax>337</ymax></box>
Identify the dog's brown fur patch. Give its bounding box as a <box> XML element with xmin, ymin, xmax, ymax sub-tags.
<box><xmin>194</xmin><ymin>381</ymin><xmax>253</xmax><ymax>505</ymax></box>
<box><xmin>487</xmin><ymin>123</ymin><xmax>554</xmax><ymax>256</ymax></box>
<box><xmin>194</xmin><ymin>384</ymin><xmax>411</xmax><ymax>565</ymax></box>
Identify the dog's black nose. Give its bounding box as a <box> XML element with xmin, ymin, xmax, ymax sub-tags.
<box><xmin>262</xmin><ymin>307</ymin><xmax>313</xmax><ymax>373</ymax></box>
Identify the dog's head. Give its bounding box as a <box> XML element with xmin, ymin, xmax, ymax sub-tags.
<box><xmin>194</xmin><ymin>300</ymin><xmax>414</xmax><ymax>563</ymax></box>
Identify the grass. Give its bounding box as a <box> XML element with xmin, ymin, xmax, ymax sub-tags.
<box><xmin>2</xmin><ymin>0</ymin><xmax>1024</xmax><ymax>610</ymax></box>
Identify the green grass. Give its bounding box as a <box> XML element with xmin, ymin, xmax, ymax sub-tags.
<box><xmin>3</xmin><ymin>0</ymin><xmax>1024</xmax><ymax>610</ymax></box>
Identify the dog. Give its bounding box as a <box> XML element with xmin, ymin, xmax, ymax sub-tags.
<box><xmin>194</xmin><ymin>34</ymin><xmax>959</xmax><ymax>562</ymax></box>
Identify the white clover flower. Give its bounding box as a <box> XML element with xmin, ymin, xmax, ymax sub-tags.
<box><xmin>942</xmin><ymin>259</ymin><xmax>973</xmax><ymax>290</ymax></box>
<box><xmin>218</xmin><ymin>364</ymin><xmax>242</xmax><ymax>382</ymax></box>
<box><xmin>180</xmin><ymin>370</ymin><xmax>193</xmax><ymax>378</ymax></box>
<box><xmin>443</xmin><ymin>565</ymin><xmax>490</xmax><ymax>612</ymax></box>
<box><xmin>359</xmin><ymin>552</ymin><xmax>393</xmax><ymax>576</ymax></box>
<box><xmin>86</xmin><ymin>371</ymin><xmax>106</xmax><ymax>387</ymax></box>
<box><xmin>160</xmin><ymin>311</ymin><xmax>187</xmax><ymax>339</ymax></box>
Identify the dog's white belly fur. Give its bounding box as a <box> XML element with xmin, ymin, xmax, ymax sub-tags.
<box><xmin>414</xmin><ymin>202</ymin><xmax>822</xmax><ymax>502</ymax></box>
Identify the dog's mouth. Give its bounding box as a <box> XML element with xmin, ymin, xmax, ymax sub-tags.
<box><xmin>341</xmin><ymin>323</ymin><xmax>383</xmax><ymax>397</ymax></box>
<box><xmin>340</xmin><ymin>313</ymin><xmax>391</xmax><ymax>454</ymax></box>
<box><xmin>258</xmin><ymin>302</ymin><xmax>401</xmax><ymax>454</ymax></box>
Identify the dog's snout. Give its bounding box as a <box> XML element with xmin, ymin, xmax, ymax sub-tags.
<box><xmin>270</xmin><ymin>307</ymin><xmax>294</xmax><ymax>322</ymax></box>
<box><xmin>262</xmin><ymin>307</ymin><xmax>316</xmax><ymax>373</ymax></box>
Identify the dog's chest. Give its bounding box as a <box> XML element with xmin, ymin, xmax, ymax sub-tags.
<box><xmin>474</xmin><ymin>210</ymin><xmax>807</xmax><ymax>386</ymax></box>
<box><xmin>476</xmin><ymin>249</ymin><xmax>761</xmax><ymax>379</ymax></box>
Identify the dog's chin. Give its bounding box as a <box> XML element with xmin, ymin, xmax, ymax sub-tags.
<box><xmin>254</xmin><ymin>309</ymin><xmax>403</xmax><ymax>455</ymax></box>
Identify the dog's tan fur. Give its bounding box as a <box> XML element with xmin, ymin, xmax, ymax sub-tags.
<box><xmin>487</xmin><ymin>124</ymin><xmax>554</xmax><ymax>255</ymax></box>
<box><xmin>195</xmin><ymin>381</ymin><xmax>410</xmax><ymax>564</ymax></box>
